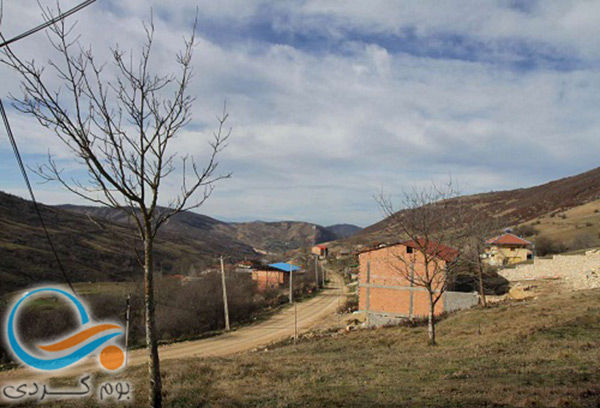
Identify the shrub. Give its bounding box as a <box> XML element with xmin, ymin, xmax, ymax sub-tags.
<box><xmin>534</xmin><ymin>236</ymin><xmax>568</xmax><ymax>257</ymax></box>
<box><xmin>569</xmin><ymin>234</ymin><xmax>595</xmax><ymax>252</ymax></box>
<box><xmin>513</xmin><ymin>224</ymin><xmax>539</xmax><ymax>237</ymax></box>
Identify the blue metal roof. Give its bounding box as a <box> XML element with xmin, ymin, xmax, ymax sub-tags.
<box><xmin>268</xmin><ymin>262</ymin><xmax>301</xmax><ymax>272</ymax></box>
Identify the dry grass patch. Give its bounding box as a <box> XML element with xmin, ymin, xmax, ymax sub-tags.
<box><xmin>38</xmin><ymin>289</ymin><xmax>600</xmax><ymax>407</ymax></box>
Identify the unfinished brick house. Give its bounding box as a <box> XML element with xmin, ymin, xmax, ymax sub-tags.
<box><xmin>252</xmin><ymin>262</ymin><xmax>301</xmax><ymax>290</ymax></box>
<box><xmin>358</xmin><ymin>239</ymin><xmax>478</xmax><ymax>326</ymax></box>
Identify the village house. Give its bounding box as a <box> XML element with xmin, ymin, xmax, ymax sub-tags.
<box><xmin>482</xmin><ymin>233</ymin><xmax>533</xmax><ymax>266</ymax></box>
<box><xmin>252</xmin><ymin>262</ymin><xmax>302</xmax><ymax>290</ymax></box>
<box><xmin>358</xmin><ymin>239</ymin><xmax>478</xmax><ymax>326</ymax></box>
<box><xmin>235</xmin><ymin>259</ymin><xmax>264</xmax><ymax>273</ymax></box>
<box><xmin>311</xmin><ymin>244</ymin><xmax>328</xmax><ymax>258</ymax></box>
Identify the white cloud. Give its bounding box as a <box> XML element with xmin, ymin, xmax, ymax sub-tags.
<box><xmin>1</xmin><ymin>1</ymin><xmax>599</xmax><ymax>227</ymax></box>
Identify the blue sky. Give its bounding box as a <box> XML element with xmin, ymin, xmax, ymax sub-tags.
<box><xmin>1</xmin><ymin>1</ymin><xmax>600</xmax><ymax>227</ymax></box>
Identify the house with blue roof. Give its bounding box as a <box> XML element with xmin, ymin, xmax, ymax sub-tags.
<box><xmin>252</xmin><ymin>262</ymin><xmax>302</xmax><ymax>290</ymax></box>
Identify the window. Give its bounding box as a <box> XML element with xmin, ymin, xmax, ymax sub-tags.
<box><xmin>406</xmin><ymin>246</ymin><xmax>413</xmax><ymax>254</ymax></box>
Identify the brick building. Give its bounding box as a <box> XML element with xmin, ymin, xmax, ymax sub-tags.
<box><xmin>358</xmin><ymin>239</ymin><xmax>478</xmax><ymax>326</ymax></box>
<box><xmin>311</xmin><ymin>244</ymin><xmax>328</xmax><ymax>258</ymax></box>
<box><xmin>252</xmin><ymin>262</ymin><xmax>301</xmax><ymax>290</ymax></box>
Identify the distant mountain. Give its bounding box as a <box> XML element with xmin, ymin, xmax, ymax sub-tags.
<box><xmin>346</xmin><ymin>167</ymin><xmax>600</xmax><ymax>249</ymax></box>
<box><xmin>60</xmin><ymin>206</ymin><xmax>340</xmax><ymax>253</ymax></box>
<box><xmin>1</xmin><ymin>192</ymin><xmax>362</xmax><ymax>294</ymax></box>
<box><xmin>325</xmin><ymin>224</ymin><xmax>363</xmax><ymax>239</ymax></box>
<box><xmin>0</xmin><ymin>193</ymin><xmax>257</xmax><ymax>295</ymax></box>
<box><xmin>228</xmin><ymin>221</ymin><xmax>338</xmax><ymax>253</ymax></box>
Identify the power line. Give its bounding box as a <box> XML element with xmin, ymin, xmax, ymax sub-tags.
<box><xmin>0</xmin><ymin>0</ymin><xmax>97</xmax><ymax>297</ymax></box>
<box><xmin>0</xmin><ymin>99</ymin><xmax>77</xmax><ymax>294</ymax></box>
<box><xmin>0</xmin><ymin>0</ymin><xmax>96</xmax><ymax>49</ymax></box>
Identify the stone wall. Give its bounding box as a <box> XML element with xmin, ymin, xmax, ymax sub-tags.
<box><xmin>498</xmin><ymin>250</ymin><xmax>600</xmax><ymax>290</ymax></box>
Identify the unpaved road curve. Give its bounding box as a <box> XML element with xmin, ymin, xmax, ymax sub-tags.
<box><xmin>0</xmin><ymin>272</ymin><xmax>344</xmax><ymax>382</ymax></box>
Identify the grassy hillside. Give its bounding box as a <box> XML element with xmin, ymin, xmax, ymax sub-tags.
<box><xmin>228</xmin><ymin>220</ymin><xmax>338</xmax><ymax>253</ymax></box>
<box><xmin>0</xmin><ymin>192</ymin><xmax>257</xmax><ymax>295</ymax></box>
<box><xmin>325</xmin><ymin>223</ymin><xmax>363</xmax><ymax>239</ymax></box>
<box><xmin>61</xmin><ymin>205</ymin><xmax>343</xmax><ymax>253</ymax></box>
<box><xmin>1</xmin><ymin>191</ymin><xmax>354</xmax><ymax>295</ymax></box>
<box><xmin>348</xmin><ymin>166</ymin><xmax>600</xmax><ymax>248</ymax></box>
<box><xmin>518</xmin><ymin>199</ymin><xmax>600</xmax><ymax>247</ymax></box>
<box><xmin>52</xmin><ymin>287</ymin><xmax>600</xmax><ymax>407</ymax></box>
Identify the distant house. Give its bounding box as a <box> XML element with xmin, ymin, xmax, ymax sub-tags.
<box><xmin>252</xmin><ymin>262</ymin><xmax>302</xmax><ymax>290</ymax></box>
<box><xmin>235</xmin><ymin>260</ymin><xmax>263</xmax><ymax>273</ymax></box>
<box><xmin>358</xmin><ymin>239</ymin><xmax>478</xmax><ymax>326</ymax></box>
<box><xmin>311</xmin><ymin>244</ymin><xmax>328</xmax><ymax>258</ymax></box>
<box><xmin>483</xmin><ymin>233</ymin><xmax>533</xmax><ymax>266</ymax></box>
<box><xmin>336</xmin><ymin>248</ymin><xmax>351</xmax><ymax>259</ymax></box>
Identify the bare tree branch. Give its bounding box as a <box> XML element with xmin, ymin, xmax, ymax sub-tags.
<box><xmin>1</xmin><ymin>7</ymin><xmax>228</xmax><ymax>407</ymax></box>
<box><xmin>375</xmin><ymin>179</ymin><xmax>469</xmax><ymax>345</ymax></box>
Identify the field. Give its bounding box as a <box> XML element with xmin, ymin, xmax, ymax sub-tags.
<box><xmin>29</xmin><ymin>286</ymin><xmax>600</xmax><ymax>407</ymax></box>
<box><xmin>520</xmin><ymin>200</ymin><xmax>600</xmax><ymax>247</ymax></box>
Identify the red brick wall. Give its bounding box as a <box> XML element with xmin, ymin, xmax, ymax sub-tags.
<box><xmin>252</xmin><ymin>270</ymin><xmax>286</xmax><ymax>290</ymax></box>
<box><xmin>358</xmin><ymin>244</ymin><xmax>447</xmax><ymax>318</ymax></box>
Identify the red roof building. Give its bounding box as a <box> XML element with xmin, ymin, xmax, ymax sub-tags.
<box><xmin>486</xmin><ymin>233</ymin><xmax>532</xmax><ymax>246</ymax></box>
<box><xmin>311</xmin><ymin>244</ymin><xmax>329</xmax><ymax>258</ymax></box>
<box><xmin>483</xmin><ymin>233</ymin><xmax>533</xmax><ymax>266</ymax></box>
<box><xmin>357</xmin><ymin>238</ymin><xmax>476</xmax><ymax>325</ymax></box>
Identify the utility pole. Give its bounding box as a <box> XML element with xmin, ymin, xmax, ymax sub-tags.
<box><xmin>220</xmin><ymin>256</ymin><xmax>230</xmax><ymax>331</ymax></box>
<box><xmin>314</xmin><ymin>254</ymin><xmax>319</xmax><ymax>289</ymax></box>
<box><xmin>366</xmin><ymin>260</ymin><xmax>371</xmax><ymax>327</ymax></box>
<box><xmin>288</xmin><ymin>261</ymin><xmax>293</xmax><ymax>303</ymax></box>
<box><xmin>294</xmin><ymin>303</ymin><xmax>298</xmax><ymax>344</ymax></box>
<box><xmin>124</xmin><ymin>293</ymin><xmax>131</xmax><ymax>367</ymax></box>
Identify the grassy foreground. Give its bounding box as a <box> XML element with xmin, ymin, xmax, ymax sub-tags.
<box><xmin>23</xmin><ymin>288</ymin><xmax>600</xmax><ymax>407</ymax></box>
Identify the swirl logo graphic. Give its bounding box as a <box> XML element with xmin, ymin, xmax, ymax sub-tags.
<box><xmin>5</xmin><ymin>288</ymin><xmax>125</xmax><ymax>371</ymax></box>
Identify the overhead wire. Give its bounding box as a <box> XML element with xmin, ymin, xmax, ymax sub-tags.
<box><xmin>0</xmin><ymin>99</ymin><xmax>77</xmax><ymax>294</ymax></box>
<box><xmin>0</xmin><ymin>0</ymin><xmax>98</xmax><ymax>296</ymax></box>
<box><xmin>0</xmin><ymin>0</ymin><xmax>96</xmax><ymax>49</ymax></box>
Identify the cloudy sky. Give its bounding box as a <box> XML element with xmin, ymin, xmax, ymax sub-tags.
<box><xmin>1</xmin><ymin>1</ymin><xmax>599</xmax><ymax>227</ymax></box>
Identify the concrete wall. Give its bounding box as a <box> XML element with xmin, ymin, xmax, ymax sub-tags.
<box><xmin>444</xmin><ymin>291</ymin><xmax>479</xmax><ymax>312</ymax></box>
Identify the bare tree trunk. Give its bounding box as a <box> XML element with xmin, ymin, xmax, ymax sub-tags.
<box><xmin>144</xmin><ymin>230</ymin><xmax>162</xmax><ymax>408</ymax></box>
<box><xmin>428</xmin><ymin>293</ymin><xmax>436</xmax><ymax>346</ymax></box>
<box><xmin>477</xmin><ymin>259</ymin><xmax>487</xmax><ymax>308</ymax></box>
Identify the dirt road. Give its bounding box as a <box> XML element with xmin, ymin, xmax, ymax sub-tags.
<box><xmin>0</xmin><ymin>271</ymin><xmax>344</xmax><ymax>382</ymax></box>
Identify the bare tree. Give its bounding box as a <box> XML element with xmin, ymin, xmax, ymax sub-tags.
<box><xmin>1</xmin><ymin>8</ymin><xmax>229</xmax><ymax>408</ymax></box>
<box><xmin>462</xmin><ymin>213</ymin><xmax>504</xmax><ymax>307</ymax></box>
<box><xmin>376</xmin><ymin>181</ymin><xmax>468</xmax><ymax>346</ymax></box>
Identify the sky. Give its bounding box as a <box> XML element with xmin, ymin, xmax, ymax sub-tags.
<box><xmin>1</xmin><ymin>1</ymin><xmax>599</xmax><ymax>227</ymax></box>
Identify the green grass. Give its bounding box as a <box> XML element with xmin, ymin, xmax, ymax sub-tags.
<box><xmin>20</xmin><ymin>288</ymin><xmax>600</xmax><ymax>407</ymax></box>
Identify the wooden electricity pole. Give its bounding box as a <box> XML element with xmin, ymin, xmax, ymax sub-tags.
<box><xmin>314</xmin><ymin>255</ymin><xmax>319</xmax><ymax>289</ymax></box>
<box><xmin>288</xmin><ymin>261</ymin><xmax>294</xmax><ymax>303</ymax></box>
<box><xmin>220</xmin><ymin>256</ymin><xmax>230</xmax><ymax>331</ymax></box>
<box><xmin>294</xmin><ymin>303</ymin><xmax>298</xmax><ymax>344</ymax></box>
